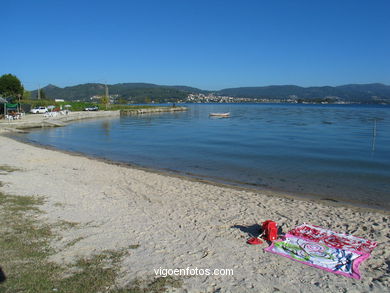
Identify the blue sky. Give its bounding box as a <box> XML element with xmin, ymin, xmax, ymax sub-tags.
<box><xmin>1</xmin><ymin>0</ymin><xmax>389</xmax><ymax>90</ymax></box>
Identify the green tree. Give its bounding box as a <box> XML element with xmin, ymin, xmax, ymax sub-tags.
<box><xmin>0</xmin><ymin>74</ymin><xmax>24</xmax><ymax>99</ymax></box>
<box><xmin>100</xmin><ymin>95</ymin><xmax>109</xmax><ymax>109</ymax></box>
<box><xmin>22</xmin><ymin>90</ymin><xmax>31</xmax><ymax>100</ymax></box>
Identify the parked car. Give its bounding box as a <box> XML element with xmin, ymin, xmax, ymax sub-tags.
<box><xmin>84</xmin><ymin>106</ymin><xmax>99</xmax><ymax>111</ymax></box>
<box><xmin>30</xmin><ymin>106</ymin><xmax>49</xmax><ymax>114</ymax></box>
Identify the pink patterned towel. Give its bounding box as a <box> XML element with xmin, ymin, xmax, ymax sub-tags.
<box><xmin>289</xmin><ymin>224</ymin><xmax>377</xmax><ymax>254</ymax></box>
<box><xmin>265</xmin><ymin>224</ymin><xmax>377</xmax><ymax>279</ymax></box>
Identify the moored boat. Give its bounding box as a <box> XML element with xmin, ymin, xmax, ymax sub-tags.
<box><xmin>209</xmin><ymin>112</ymin><xmax>230</xmax><ymax>117</ymax></box>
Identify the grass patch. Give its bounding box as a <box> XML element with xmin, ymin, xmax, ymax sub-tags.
<box><xmin>0</xmin><ymin>165</ymin><xmax>20</xmax><ymax>174</ymax></box>
<box><xmin>0</xmin><ymin>191</ymin><xmax>128</xmax><ymax>293</ymax></box>
<box><xmin>54</xmin><ymin>220</ymin><xmax>80</xmax><ymax>230</ymax></box>
<box><xmin>65</xmin><ymin>237</ymin><xmax>85</xmax><ymax>248</ymax></box>
<box><xmin>0</xmin><ymin>192</ymin><xmax>56</xmax><ymax>292</ymax></box>
<box><xmin>0</xmin><ymin>191</ymin><xmax>180</xmax><ymax>292</ymax></box>
<box><xmin>53</xmin><ymin>202</ymin><xmax>66</xmax><ymax>208</ymax></box>
<box><xmin>0</xmin><ymin>162</ymin><xmax>181</xmax><ymax>293</ymax></box>
<box><xmin>0</xmin><ymin>192</ymin><xmax>44</xmax><ymax>214</ymax></box>
<box><xmin>53</xmin><ymin>249</ymin><xmax>129</xmax><ymax>293</ymax></box>
<box><xmin>128</xmin><ymin>244</ymin><xmax>140</xmax><ymax>250</ymax></box>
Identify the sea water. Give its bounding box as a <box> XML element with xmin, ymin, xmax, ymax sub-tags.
<box><xmin>21</xmin><ymin>104</ymin><xmax>390</xmax><ymax>210</ymax></box>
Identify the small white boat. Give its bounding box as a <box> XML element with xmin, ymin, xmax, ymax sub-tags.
<box><xmin>209</xmin><ymin>112</ymin><xmax>230</xmax><ymax>118</ymax></box>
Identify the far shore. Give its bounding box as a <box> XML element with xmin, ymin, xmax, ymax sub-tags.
<box><xmin>0</xmin><ymin>132</ymin><xmax>389</xmax><ymax>291</ymax></box>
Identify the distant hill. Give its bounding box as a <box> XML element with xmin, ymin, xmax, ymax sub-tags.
<box><xmin>30</xmin><ymin>82</ymin><xmax>390</xmax><ymax>104</ymax></box>
<box><xmin>216</xmin><ymin>83</ymin><xmax>390</xmax><ymax>103</ymax></box>
<box><xmin>31</xmin><ymin>83</ymin><xmax>207</xmax><ymax>103</ymax></box>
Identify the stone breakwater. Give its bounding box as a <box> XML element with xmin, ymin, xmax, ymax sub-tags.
<box><xmin>120</xmin><ymin>106</ymin><xmax>187</xmax><ymax>115</ymax></box>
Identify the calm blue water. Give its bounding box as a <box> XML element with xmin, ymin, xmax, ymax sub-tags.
<box><xmin>22</xmin><ymin>104</ymin><xmax>390</xmax><ymax>210</ymax></box>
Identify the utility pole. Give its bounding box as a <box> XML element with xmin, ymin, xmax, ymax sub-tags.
<box><xmin>104</xmin><ymin>82</ymin><xmax>109</xmax><ymax>110</ymax></box>
<box><xmin>105</xmin><ymin>82</ymin><xmax>109</xmax><ymax>99</ymax></box>
<box><xmin>37</xmin><ymin>84</ymin><xmax>41</xmax><ymax>100</ymax></box>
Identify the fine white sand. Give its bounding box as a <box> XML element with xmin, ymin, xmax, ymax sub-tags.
<box><xmin>0</xmin><ymin>135</ymin><xmax>389</xmax><ymax>292</ymax></box>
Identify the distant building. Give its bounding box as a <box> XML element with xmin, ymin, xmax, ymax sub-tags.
<box><xmin>55</xmin><ymin>99</ymin><xmax>65</xmax><ymax>102</ymax></box>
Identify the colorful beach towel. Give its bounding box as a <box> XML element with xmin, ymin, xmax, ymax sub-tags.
<box><xmin>289</xmin><ymin>224</ymin><xmax>377</xmax><ymax>254</ymax></box>
<box><xmin>265</xmin><ymin>224</ymin><xmax>377</xmax><ymax>279</ymax></box>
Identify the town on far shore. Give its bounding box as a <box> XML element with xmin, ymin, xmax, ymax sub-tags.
<box><xmin>184</xmin><ymin>93</ymin><xmax>354</xmax><ymax>104</ymax></box>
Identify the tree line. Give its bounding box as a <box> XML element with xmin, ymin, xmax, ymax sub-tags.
<box><xmin>0</xmin><ymin>73</ymin><xmax>50</xmax><ymax>102</ymax></box>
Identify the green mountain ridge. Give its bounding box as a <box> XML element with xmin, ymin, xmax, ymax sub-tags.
<box><xmin>30</xmin><ymin>82</ymin><xmax>390</xmax><ymax>104</ymax></box>
<box><xmin>31</xmin><ymin>83</ymin><xmax>207</xmax><ymax>103</ymax></box>
<box><xmin>217</xmin><ymin>83</ymin><xmax>390</xmax><ymax>103</ymax></box>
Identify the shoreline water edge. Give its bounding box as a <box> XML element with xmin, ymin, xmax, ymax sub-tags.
<box><xmin>0</xmin><ymin>111</ymin><xmax>389</xmax><ymax>291</ymax></box>
<box><xmin>5</xmin><ymin>132</ymin><xmax>390</xmax><ymax>214</ymax></box>
<box><xmin>1</xmin><ymin>108</ymin><xmax>389</xmax><ymax>213</ymax></box>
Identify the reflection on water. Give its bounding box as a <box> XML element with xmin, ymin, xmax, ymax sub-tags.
<box><xmin>371</xmin><ymin>119</ymin><xmax>377</xmax><ymax>152</ymax></box>
<box><xmin>22</xmin><ymin>104</ymin><xmax>390</xmax><ymax>210</ymax></box>
<box><xmin>100</xmin><ymin>120</ymin><xmax>111</xmax><ymax>137</ymax></box>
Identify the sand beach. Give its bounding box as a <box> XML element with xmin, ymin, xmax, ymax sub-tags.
<box><xmin>0</xmin><ymin>116</ymin><xmax>389</xmax><ymax>292</ymax></box>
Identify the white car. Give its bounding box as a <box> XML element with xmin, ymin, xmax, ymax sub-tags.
<box><xmin>30</xmin><ymin>106</ymin><xmax>49</xmax><ymax>114</ymax></box>
<box><xmin>84</xmin><ymin>106</ymin><xmax>99</xmax><ymax>111</ymax></box>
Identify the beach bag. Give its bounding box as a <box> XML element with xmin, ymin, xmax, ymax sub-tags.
<box><xmin>262</xmin><ymin>220</ymin><xmax>278</xmax><ymax>241</ymax></box>
<box><xmin>247</xmin><ymin>220</ymin><xmax>279</xmax><ymax>245</ymax></box>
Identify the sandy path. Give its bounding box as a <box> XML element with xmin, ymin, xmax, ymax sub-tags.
<box><xmin>0</xmin><ymin>135</ymin><xmax>388</xmax><ymax>292</ymax></box>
